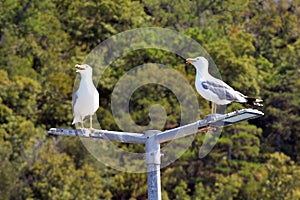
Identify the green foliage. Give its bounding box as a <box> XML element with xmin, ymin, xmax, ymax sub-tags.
<box><xmin>173</xmin><ymin>180</ymin><xmax>190</xmax><ymax>200</ymax></box>
<box><xmin>214</xmin><ymin>173</ymin><xmax>243</xmax><ymax>200</ymax></box>
<box><xmin>16</xmin><ymin>143</ymin><xmax>110</xmax><ymax>200</ymax></box>
<box><xmin>107</xmin><ymin>172</ymin><xmax>147</xmax><ymax>200</ymax></box>
<box><xmin>258</xmin><ymin>152</ymin><xmax>300</xmax><ymax>199</ymax></box>
<box><xmin>0</xmin><ymin>0</ymin><xmax>299</xmax><ymax>199</ymax></box>
<box><xmin>261</xmin><ymin>57</ymin><xmax>300</xmax><ymax>160</ymax></box>
<box><xmin>54</xmin><ymin>0</ymin><xmax>150</xmax><ymax>51</ymax></box>
<box><xmin>0</xmin><ymin>128</ymin><xmax>17</xmax><ymax>199</ymax></box>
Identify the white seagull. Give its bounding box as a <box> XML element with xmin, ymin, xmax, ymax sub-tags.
<box><xmin>186</xmin><ymin>57</ymin><xmax>263</xmax><ymax>113</ymax></box>
<box><xmin>72</xmin><ymin>64</ymin><xmax>99</xmax><ymax>129</ymax></box>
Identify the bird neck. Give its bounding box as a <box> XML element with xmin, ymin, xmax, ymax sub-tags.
<box><xmin>195</xmin><ymin>67</ymin><xmax>210</xmax><ymax>81</ymax></box>
<box><xmin>80</xmin><ymin>74</ymin><xmax>94</xmax><ymax>85</ymax></box>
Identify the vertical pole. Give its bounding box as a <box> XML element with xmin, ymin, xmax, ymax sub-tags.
<box><xmin>145</xmin><ymin>130</ymin><xmax>161</xmax><ymax>200</ymax></box>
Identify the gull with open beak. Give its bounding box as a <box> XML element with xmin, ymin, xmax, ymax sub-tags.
<box><xmin>72</xmin><ymin>64</ymin><xmax>99</xmax><ymax>129</ymax></box>
<box><xmin>186</xmin><ymin>57</ymin><xmax>263</xmax><ymax>113</ymax></box>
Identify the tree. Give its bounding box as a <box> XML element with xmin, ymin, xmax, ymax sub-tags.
<box><xmin>258</xmin><ymin>152</ymin><xmax>300</xmax><ymax>199</ymax></box>
<box><xmin>15</xmin><ymin>143</ymin><xmax>111</xmax><ymax>200</ymax></box>
<box><xmin>0</xmin><ymin>0</ymin><xmax>299</xmax><ymax>199</ymax></box>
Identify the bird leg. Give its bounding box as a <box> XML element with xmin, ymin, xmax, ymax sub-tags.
<box><xmin>89</xmin><ymin>115</ymin><xmax>93</xmax><ymax>130</ymax></box>
<box><xmin>81</xmin><ymin>116</ymin><xmax>84</xmax><ymax>129</ymax></box>
<box><xmin>211</xmin><ymin>103</ymin><xmax>217</xmax><ymax>114</ymax></box>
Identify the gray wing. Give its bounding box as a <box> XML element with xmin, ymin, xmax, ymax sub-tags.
<box><xmin>72</xmin><ymin>92</ymin><xmax>78</xmax><ymax>115</ymax></box>
<box><xmin>202</xmin><ymin>81</ymin><xmax>244</xmax><ymax>101</ymax></box>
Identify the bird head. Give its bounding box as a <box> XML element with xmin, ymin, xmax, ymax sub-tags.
<box><xmin>186</xmin><ymin>57</ymin><xmax>209</xmax><ymax>70</ymax></box>
<box><xmin>75</xmin><ymin>64</ymin><xmax>93</xmax><ymax>76</ymax></box>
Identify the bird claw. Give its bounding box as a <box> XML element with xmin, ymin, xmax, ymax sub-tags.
<box><xmin>206</xmin><ymin>114</ymin><xmax>221</xmax><ymax>122</ymax></box>
<box><xmin>88</xmin><ymin>127</ymin><xmax>95</xmax><ymax>133</ymax></box>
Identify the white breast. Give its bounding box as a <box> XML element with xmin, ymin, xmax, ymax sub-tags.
<box><xmin>74</xmin><ymin>81</ymin><xmax>99</xmax><ymax>116</ymax></box>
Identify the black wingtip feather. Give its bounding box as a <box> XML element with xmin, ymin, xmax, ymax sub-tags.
<box><xmin>245</xmin><ymin>97</ymin><xmax>263</xmax><ymax>107</ymax></box>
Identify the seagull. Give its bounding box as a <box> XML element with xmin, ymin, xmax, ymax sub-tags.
<box><xmin>186</xmin><ymin>56</ymin><xmax>263</xmax><ymax>113</ymax></box>
<box><xmin>72</xmin><ymin>64</ymin><xmax>99</xmax><ymax>129</ymax></box>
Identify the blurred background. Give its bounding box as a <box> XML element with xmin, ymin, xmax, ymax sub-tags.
<box><xmin>0</xmin><ymin>0</ymin><xmax>299</xmax><ymax>199</ymax></box>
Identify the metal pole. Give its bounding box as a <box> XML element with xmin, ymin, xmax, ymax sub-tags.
<box><xmin>145</xmin><ymin>130</ymin><xmax>161</xmax><ymax>200</ymax></box>
<box><xmin>48</xmin><ymin>109</ymin><xmax>264</xmax><ymax>200</ymax></box>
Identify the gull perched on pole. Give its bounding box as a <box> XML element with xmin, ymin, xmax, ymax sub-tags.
<box><xmin>72</xmin><ymin>64</ymin><xmax>99</xmax><ymax>129</ymax></box>
<box><xmin>186</xmin><ymin>57</ymin><xmax>263</xmax><ymax>113</ymax></box>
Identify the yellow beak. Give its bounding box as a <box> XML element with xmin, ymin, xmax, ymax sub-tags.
<box><xmin>75</xmin><ymin>64</ymin><xmax>85</xmax><ymax>72</ymax></box>
<box><xmin>186</xmin><ymin>58</ymin><xmax>196</xmax><ymax>64</ymax></box>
